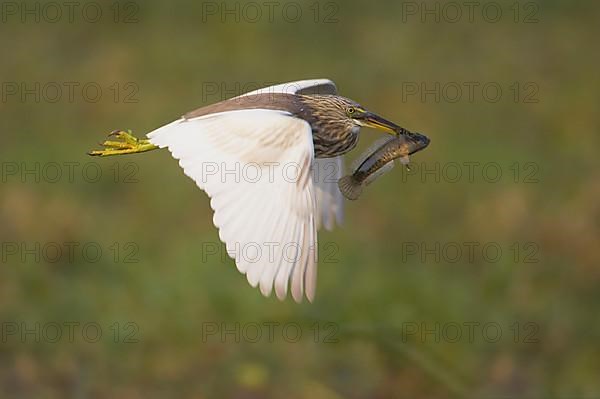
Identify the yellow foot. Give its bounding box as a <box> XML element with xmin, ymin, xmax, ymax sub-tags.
<box><xmin>88</xmin><ymin>130</ymin><xmax>159</xmax><ymax>157</ymax></box>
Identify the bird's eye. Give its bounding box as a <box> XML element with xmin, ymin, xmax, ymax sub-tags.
<box><xmin>347</xmin><ymin>107</ymin><xmax>356</xmax><ymax>115</ymax></box>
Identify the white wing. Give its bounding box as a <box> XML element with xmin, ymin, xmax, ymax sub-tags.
<box><xmin>238</xmin><ymin>79</ymin><xmax>344</xmax><ymax>231</ymax></box>
<box><xmin>147</xmin><ymin>109</ymin><xmax>318</xmax><ymax>303</ymax></box>
<box><xmin>237</xmin><ymin>78</ymin><xmax>338</xmax><ymax>98</ymax></box>
<box><xmin>314</xmin><ymin>157</ymin><xmax>344</xmax><ymax>231</ymax></box>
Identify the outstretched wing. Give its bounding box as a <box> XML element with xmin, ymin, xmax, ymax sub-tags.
<box><xmin>148</xmin><ymin>109</ymin><xmax>318</xmax><ymax>302</ymax></box>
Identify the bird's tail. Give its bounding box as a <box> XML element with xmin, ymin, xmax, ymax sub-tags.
<box><xmin>337</xmin><ymin>175</ymin><xmax>363</xmax><ymax>200</ymax></box>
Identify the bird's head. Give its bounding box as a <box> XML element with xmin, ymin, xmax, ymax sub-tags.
<box><xmin>319</xmin><ymin>96</ymin><xmax>407</xmax><ymax>136</ymax></box>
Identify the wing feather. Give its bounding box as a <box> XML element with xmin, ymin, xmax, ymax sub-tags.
<box><xmin>314</xmin><ymin>156</ymin><xmax>344</xmax><ymax>231</ymax></box>
<box><xmin>237</xmin><ymin>78</ymin><xmax>337</xmax><ymax>98</ymax></box>
<box><xmin>147</xmin><ymin>109</ymin><xmax>318</xmax><ymax>302</ymax></box>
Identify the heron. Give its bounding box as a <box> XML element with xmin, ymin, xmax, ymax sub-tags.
<box><xmin>89</xmin><ymin>79</ymin><xmax>411</xmax><ymax>303</ymax></box>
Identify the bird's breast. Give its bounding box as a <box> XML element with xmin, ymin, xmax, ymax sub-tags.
<box><xmin>312</xmin><ymin>124</ymin><xmax>359</xmax><ymax>158</ymax></box>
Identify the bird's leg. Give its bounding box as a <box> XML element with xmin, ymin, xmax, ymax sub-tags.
<box><xmin>88</xmin><ymin>130</ymin><xmax>159</xmax><ymax>157</ymax></box>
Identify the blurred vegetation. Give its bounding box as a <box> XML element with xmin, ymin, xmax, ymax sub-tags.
<box><xmin>1</xmin><ymin>0</ymin><xmax>599</xmax><ymax>397</ymax></box>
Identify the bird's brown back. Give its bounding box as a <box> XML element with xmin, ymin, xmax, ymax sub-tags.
<box><xmin>183</xmin><ymin>93</ymin><xmax>305</xmax><ymax>120</ymax></box>
<box><xmin>182</xmin><ymin>93</ymin><xmax>359</xmax><ymax>158</ymax></box>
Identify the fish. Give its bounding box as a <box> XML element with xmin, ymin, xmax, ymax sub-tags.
<box><xmin>337</xmin><ymin>131</ymin><xmax>430</xmax><ymax>200</ymax></box>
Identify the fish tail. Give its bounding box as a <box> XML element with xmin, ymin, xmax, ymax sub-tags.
<box><xmin>338</xmin><ymin>175</ymin><xmax>363</xmax><ymax>200</ymax></box>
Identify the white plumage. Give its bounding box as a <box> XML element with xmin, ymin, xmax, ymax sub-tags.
<box><xmin>147</xmin><ymin>80</ymin><xmax>344</xmax><ymax>303</ymax></box>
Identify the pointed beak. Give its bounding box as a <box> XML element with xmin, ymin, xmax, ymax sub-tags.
<box><xmin>359</xmin><ymin>112</ymin><xmax>405</xmax><ymax>135</ymax></box>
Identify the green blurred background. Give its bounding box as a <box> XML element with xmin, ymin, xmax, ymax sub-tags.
<box><xmin>1</xmin><ymin>0</ymin><xmax>599</xmax><ymax>397</ymax></box>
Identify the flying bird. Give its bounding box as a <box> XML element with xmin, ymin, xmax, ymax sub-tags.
<box><xmin>89</xmin><ymin>79</ymin><xmax>412</xmax><ymax>303</ymax></box>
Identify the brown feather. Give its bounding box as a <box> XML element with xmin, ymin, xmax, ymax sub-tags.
<box><xmin>182</xmin><ymin>93</ymin><xmax>362</xmax><ymax>159</ymax></box>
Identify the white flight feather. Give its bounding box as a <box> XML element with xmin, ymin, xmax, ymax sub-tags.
<box><xmin>241</xmin><ymin>79</ymin><xmax>345</xmax><ymax>231</ymax></box>
<box><xmin>243</xmin><ymin>79</ymin><xmax>344</xmax><ymax>232</ymax></box>
<box><xmin>314</xmin><ymin>156</ymin><xmax>344</xmax><ymax>231</ymax></box>
<box><xmin>147</xmin><ymin>108</ymin><xmax>318</xmax><ymax>303</ymax></box>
